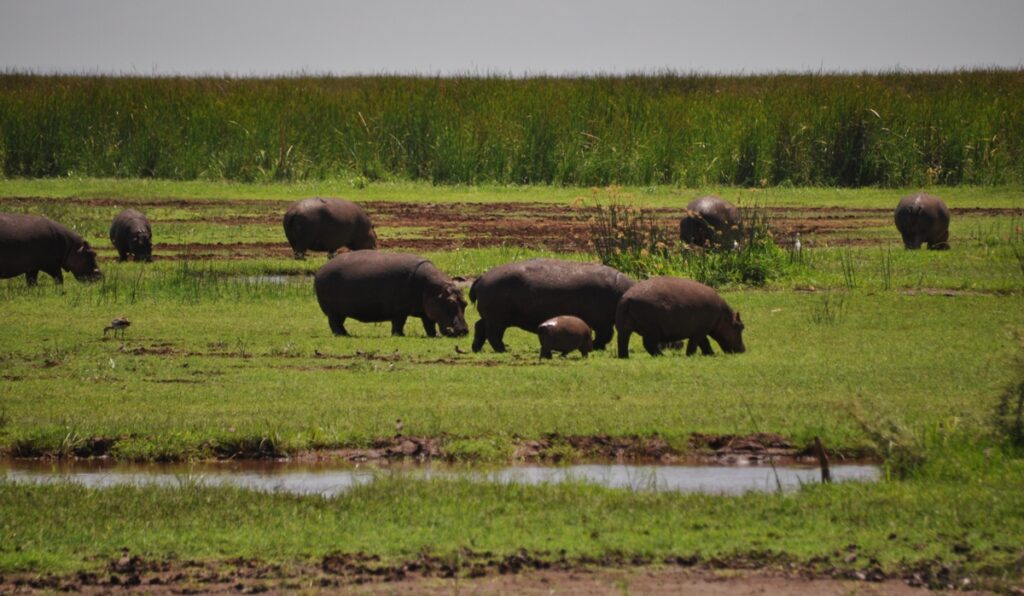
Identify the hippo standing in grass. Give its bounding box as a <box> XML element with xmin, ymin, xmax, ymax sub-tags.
<box><xmin>894</xmin><ymin>193</ymin><xmax>950</xmax><ymax>250</ymax></box>
<box><xmin>283</xmin><ymin>198</ymin><xmax>377</xmax><ymax>259</ymax></box>
<box><xmin>470</xmin><ymin>259</ymin><xmax>634</xmax><ymax>353</ymax></box>
<box><xmin>537</xmin><ymin>316</ymin><xmax>593</xmax><ymax>359</ymax></box>
<box><xmin>315</xmin><ymin>251</ymin><xmax>468</xmax><ymax>337</ymax></box>
<box><xmin>679</xmin><ymin>196</ymin><xmax>742</xmax><ymax>249</ymax></box>
<box><xmin>0</xmin><ymin>213</ymin><xmax>101</xmax><ymax>286</ymax></box>
<box><xmin>109</xmin><ymin>208</ymin><xmax>153</xmax><ymax>262</ymax></box>
<box><xmin>616</xmin><ymin>277</ymin><xmax>745</xmax><ymax>358</ymax></box>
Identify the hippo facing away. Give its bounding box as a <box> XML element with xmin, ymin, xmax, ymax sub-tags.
<box><xmin>470</xmin><ymin>259</ymin><xmax>634</xmax><ymax>353</ymax></box>
<box><xmin>284</xmin><ymin>198</ymin><xmax>377</xmax><ymax>259</ymax></box>
<box><xmin>679</xmin><ymin>196</ymin><xmax>742</xmax><ymax>249</ymax></box>
<box><xmin>894</xmin><ymin>193</ymin><xmax>950</xmax><ymax>250</ymax></box>
<box><xmin>616</xmin><ymin>277</ymin><xmax>745</xmax><ymax>358</ymax></box>
<box><xmin>315</xmin><ymin>251</ymin><xmax>468</xmax><ymax>337</ymax></box>
<box><xmin>537</xmin><ymin>316</ymin><xmax>593</xmax><ymax>359</ymax></box>
<box><xmin>109</xmin><ymin>208</ymin><xmax>153</xmax><ymax>262</ymax></box>
<box><xmin>0</xmin><ymin>213</ymin><xmax>101</xmax><ymax>286</ymax></box>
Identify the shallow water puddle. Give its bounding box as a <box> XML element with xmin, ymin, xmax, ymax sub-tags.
<box><xmin>1</xmin><ymin>460</ymin><xmax>879</xmax><ymax>496</ymax></box>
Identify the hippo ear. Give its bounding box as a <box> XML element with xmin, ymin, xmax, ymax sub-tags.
<box><xmin>79</xmin><ymin>242</ymin><xmax>90</xmax><ymax>252</ymax></box>
<box><xmin>733</xmin><ymin>311</ymin><xmax>743</xmax><ymax>327</ymax></box>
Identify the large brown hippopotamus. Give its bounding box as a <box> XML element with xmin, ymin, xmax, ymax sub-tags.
<box><xmin>894</xmin><ymin>193</ymin><xmax>950</xmax><ymax>250</ymax></box>
<box><xmin>0</xmin><ymin>213</ymin><xmax>101</xmax><ymax>286</ymax></box>
<box><xmin>616</xmin><ymin>277</ymin><xmax>745</xmax><ymax>358</ymax></box>
<box><xmin>283</xmin><ymin>198</ymin><xmax>377</xmax><ymax>259</ymax></box>
<box><xmin>314</xmin><ymin>251</ymin><xmax>468</xmax><ymax>337</ymax></box>
<box><xmin>679</xmin><ymin>196</ymin><xmax>742</xmax><ymax>249</ymax></box>
<box><xmin>109</xmin><ymin>208</ymin><xmax>152</xmax><ymax>262</ymax></box>
<box><xmin>470</xmin><ymin>259</ymin><xmax>635</xmax><ymax>353</ymax></box>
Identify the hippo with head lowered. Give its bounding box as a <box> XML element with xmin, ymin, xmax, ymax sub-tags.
<box><xmin>0</xmin><ymin>213</ymin><xmax>101</xmax><ymax>285</ymax></box>
<box><xmin>314</xmin><ymin>251</ymin><xmax>468</xmax><ymax>337</ymax></box>
<box><xmin>679</xmin><ymin>196</ymin><xmax>742</xmax><ymax>249</ymax></box>
<box><xmin>109</xmin><ymin>208</ymin><xmax>153</xmax><ymax>262</ymax></box>
<box><xmin>616</xmin><ymin>277</ymin><xmax>745</xmax><ymax>358</ymax></box>
<box><xmin>894</xmin><ymin>193</ymin><xmax>950</xmax><ymax>250</ymax></box>
<box><xmin>284</xmin><ymin>198</ymin><xmax>377</xmax><ymax>259</ymax></box>
<box><xmin>470</xmin><ymin>259</ymin><xmax>634</xmax><ymax>353</ymax></box>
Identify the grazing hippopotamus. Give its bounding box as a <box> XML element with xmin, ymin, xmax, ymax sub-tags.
<box><xmin>0</xmin><ymin>213</ymin><xmax>101</xmax><ymax>286</ymax></box>
<box><xmin>470</xmin><ymin>259</ymin><xmax>634</xmax><ymax>353</ymax></box>
<box><xmin>679</xmin><ymin>196</ymin><xmax>742</xmax><ymax>248</ymax></box>
<box><xmin>537</xmin><ymin>316</ymin><xmax>594</xmax><ymax>359</ymax></box>
<box><xmin>283</xmin><ymin>198</ymin><xmax>377</xmax><ymax>259</ymax></box>
<box><xmin>894</xmin><ymin>193</ymin><xmax>950</xmax><ymax>250</ymax></box>
<box><xmin>616</xmin><ymin>277</ymin><xmax>745</xmax><ymax>358</ymax></box>
<box><xmin>109</xmin><ymin>208</ymin><xmax>153</xmax><ymax>262</ymax></box>
<box><xmin>314</xmin><ymin>251</ymin><xmax>468</xmax><ymax>337</ymax></box>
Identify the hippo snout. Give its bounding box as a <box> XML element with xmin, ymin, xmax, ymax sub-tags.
<box><xmin>442</xmin><ymin>323</ymin><xmax>469</xmax><ymax>337</ymax></box>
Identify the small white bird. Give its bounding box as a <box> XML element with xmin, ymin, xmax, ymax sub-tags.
<box><xmin>104</xmin><ymin>317</ymin><xmax>131</xmax><ymax>339</ymax></box>
<box><xmin>794</xmin><ymin>233</ymin><xmax>802</xmax><ymax>253</ymax></box>
<box><xmin>395</xmin><ymin>418</ymin><xmax>404</xmax><ymax>436</ymax></box>
<box><xmin>732</xmin><ymin>240</ymin><xmax>741</xmax><ymax>252</ymax></box>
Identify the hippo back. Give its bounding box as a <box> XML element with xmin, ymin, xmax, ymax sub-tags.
<box><xmin>679</xmin><ymin>196</ymin><xmax>742</xmax><ymax>248</ymax></box>
<box><xmin>472</xmin><ymin>259</ymin><xmax>634</xmax><ymax>332</ymax></box>
<box><xmin>284</xmin><ymin>198</ymin><xmax>376</xmax><ymax>255</ymax></box>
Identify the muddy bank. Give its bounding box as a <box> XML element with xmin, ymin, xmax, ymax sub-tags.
<box><xmin>2</xmin><ymin>548</ymin><xmax>1001</xmax><ymax>594</ymax></box>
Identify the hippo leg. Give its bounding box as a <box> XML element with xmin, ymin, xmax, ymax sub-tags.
<box><xmin>44</xmin><ymin>267</ymin><xmax>64</xmax><ymax>285</ymax></box>
<box><xmin>539</xmin><ymin>346</ymin><xmax>552</xmax><ymax>359</ymax></box>
<box><xmin>697</xmin><ymin>336</ymin><xmax>714</xmax><ymax>356</ymax></box>
<box><xmin>421</xmin><ymin>318</ymin><xmax>437</xmax><ymax>337</ymax></box>
<box><xmin>593</xmin><ymin>326</ymin><xmax>614</xmax><ymax>350</ymax></box>
<box><xmin>25</xmin><ymin>271</ymin><xmax>39</xmax><ymax>287</ymax></box>
<box><xmin>391</xmin><ymin>317</ymin><xmax>407</xmax><ymax>337</ymax></box>
<box><xmin>472</xmin><ymin>320</ymin><xmax>487</xmax><ymax>352</ymax></box>
<box><xmin>486</xmin><ymin>321</ymin><xmax>507</xmax><ymax>353</ymax></box>
<box><xmin>616</xmin><ymin>329</ymin><xmax>632</xmax><ymax>359</ymax></box>
<box><xmin>327</xmin><ymin>314</ymin><xmax>348</xmax><ymax>336</ymax></box>
<box><xmin>642</xmin><ymin>337</ymin><xmax>663</xmax><ymax>357</ymax></box>
<box><xmin>117</xmin><ymin>250</ymin><xmax>129</xmax><ymax>262</ymax></box>
<box><xmin>685</xmin><ymin>338</ymin><xmax>698</xmax><ymax>356</ymax></box>
<box><xmin>580</xmin><ymin>349</ymin><xmax>589</xmax><ymax>358</ymax></box>
<box><xmin>293</xmin><ymin>250</ymin><xmax>306</xmax><ymax>260</ymax></box>
<box><xmin>928</xmin><ymin>230</ymin><xmax>950</xmax><ymax>250</ymax></box>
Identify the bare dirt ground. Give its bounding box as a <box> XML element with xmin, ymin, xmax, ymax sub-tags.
<box><xmin>4</xmin><ymin>196</ymin><xmax>1019</xmax><ymax>259</ymax></box>
<box><xmin>3</xmin><ymin>552</ymin><xmax>1000</xmax><ymax>594</ymax></box>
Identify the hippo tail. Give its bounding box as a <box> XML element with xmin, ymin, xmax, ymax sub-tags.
<box><xmin>468</xmin><ymin>276</ymin><xmax>480</xmax><ymax>303</ymax></box>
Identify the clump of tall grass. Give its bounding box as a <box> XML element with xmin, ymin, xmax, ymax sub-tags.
<box><xmin>1</xmin><ymin>70</ymin><xmax>1022</xmax><ymax>186</ymax></box>
<box><xmin>994</xmin><ymin>338</ymin><xmax>1024</xmax><ymax>449</ymax></box>
<box><xmin>587</xmin><ymin>198</ymin><xmax>787</xmax><ymax>286</ymax></box>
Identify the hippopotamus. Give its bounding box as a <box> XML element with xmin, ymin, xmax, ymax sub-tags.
<box><xmin>616</xmin><ymin>277</ymin><xmax>745</xmax><ymax>358</ymax></box>
<box><xmin>679</xmin><ymin>196</ymin><xmax>742</xmax><ymax>248</ymax></box>
<box><xmin>0</xmin><ymin>213</ymin><xmax>101</xmax><ymax>286</ymax></box>
<box><xmin>109</xmin><ymin>208</ymin><xmax>153</xmax><ymax>262</ymax></box>
<box><xmin>314</xmin><ymin>251</ymin><xmax>468</xmax><ymax>337</ymax></box>
<box><xmin>283</xmin><ymin>198</ymin><xmax>377</xmax><ymax>259</ymax></box>
<box><xmin>894</xmin><ymin>193</ymin><xmax>950</xmax><ymax>250</ymax></box>
<box><xmin>470</xmin><ymin>259</ymin><xmax>634</xmax><ymax>353</ymax></box>
<box><xmin>537</xmin><ymin>316</ymin><xmax>593</xmax><ymax>359</ymax></box>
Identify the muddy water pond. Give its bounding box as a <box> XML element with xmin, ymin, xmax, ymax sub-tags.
<box><xmin>1</xmin><ymin>460</ymin><xmax>879</xmax><ymax>496</ymax></box>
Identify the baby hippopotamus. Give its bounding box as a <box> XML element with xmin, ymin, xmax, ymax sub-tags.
<box><xmin>537</xmin><ymin>316</ymin><xmax>594</xmax><ymax>359</ymax></box>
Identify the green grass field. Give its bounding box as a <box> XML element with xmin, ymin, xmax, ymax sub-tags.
<box><xmin>1</xmin><ymin>179</ymin><xmax>1022</xmax><ymax>586</ymax></box>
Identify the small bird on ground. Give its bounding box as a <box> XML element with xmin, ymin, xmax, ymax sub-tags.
<box><xmin>104</xmin><ymin>317</ymin><xmax>131</xmax><ymax>339</ymax></box>
<box><xmin>395</xmin><ymin>418</ymin><xmax>404</xmax><ymax>437</ymax></box>
<box><xmin>454</xmin><ymin>346</ymin><xmax>467</xmax><ymax>354</ymax></box>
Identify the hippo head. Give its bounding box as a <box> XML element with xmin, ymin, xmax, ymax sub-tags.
<box><xmin>352</xmin><ymin>227</ymin><xmax>378</xmax><ymax>250</ymax></box>
<box><xmin>712</xmin><ymin>310</ymin><xmax>746</xmax><ymax>354</ymax></box>
<box><xmin>131</xmin><ymin>230</ymin><xmax>152</xmax><ymax>261</ymax></box>
<box><xmin>424</xmin><ymin>285</ymin><xmax>469</xmax><ymax>337</ymax></box>
<box><xmin>64</xmin><ymin>241</ymin><xmax>102</xmax><ymax>282</ymax></box>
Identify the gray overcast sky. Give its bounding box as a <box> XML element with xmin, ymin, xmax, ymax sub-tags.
<box><xmin>2</xmin><ymin>0</ymin><xmax>1023</xmax><ymax>76</ymax></box>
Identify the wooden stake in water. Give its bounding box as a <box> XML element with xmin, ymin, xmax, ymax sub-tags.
<box><xmin>814</xmin><ymin>436</ymin><xmax>832</xmax><ymax>483</ymax></box>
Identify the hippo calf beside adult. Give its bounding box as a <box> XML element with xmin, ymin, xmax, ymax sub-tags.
<box><xmin>616</xmin><ymin>277</ymin><xmax>745</xmax><ymax>358</ymax></box>
<box><xmin>537</xmin><ymin>316</ymin><xmax>593</xmax><ymax>359</ymax></box>
<box><xmin>470</xmin><ymin>259</ymin><xmax>634</xmax><ymax>353</ymax></box>
<box><xmin>314</xmin><ymin>251</ymin><xmax>468</xmax><ymax>337</ymax></box>
<box><xmin>284</xmin><ymin>198</ymin><xmax>377</xmax><ymax>259</ymax></box>
<box><xmin>109</xmin><ymin>208</ymin><xmax>153</xmax><ymax>262</ymax></box>
<box><xmin>679</xmin><ymin>196</ymin><xmax>742</xmax><ymax>249</ymax></box>
<box><xmin>0</xmin><ymin>213</ymin><xmax>101</xmax><ymax>286</ymax></box>
<box><xmin>894</xmin><ymin>193</ymin><xmax>950</xmax><ymax>250</ymax></box>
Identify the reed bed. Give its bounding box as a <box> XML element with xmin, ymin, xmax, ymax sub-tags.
<box><xmin>1</xmin><ymin>70</ymin><xmax>1022</xmax><ymax>186</ymax></box>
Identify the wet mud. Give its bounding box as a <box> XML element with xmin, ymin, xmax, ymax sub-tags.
<box><xmin>0</xmin><ymin>548</ymin><xmax>1000</xmax><ymax>594</ymax></box>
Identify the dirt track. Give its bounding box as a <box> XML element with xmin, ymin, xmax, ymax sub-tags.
<box><xmin>4</xmin><ymin>197</ymin><xmax>1020</xmax><ymax>259</ymax></box>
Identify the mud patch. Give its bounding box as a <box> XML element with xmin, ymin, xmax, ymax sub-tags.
<box><xmin>1</xmin><ymin>549</ymin><xmax>1001</xmax><ymax>594</ymax></box>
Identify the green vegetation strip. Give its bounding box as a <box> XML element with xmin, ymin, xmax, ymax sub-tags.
<box><xmin>1</xmin><ymin>447</ymin><xmax>1022</xmax><ymax>585</ymax></box>
<box><xmin>2</xmin><ymin>72</ymin><xmax>1023</xmax><ymax>186</ymax></box>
